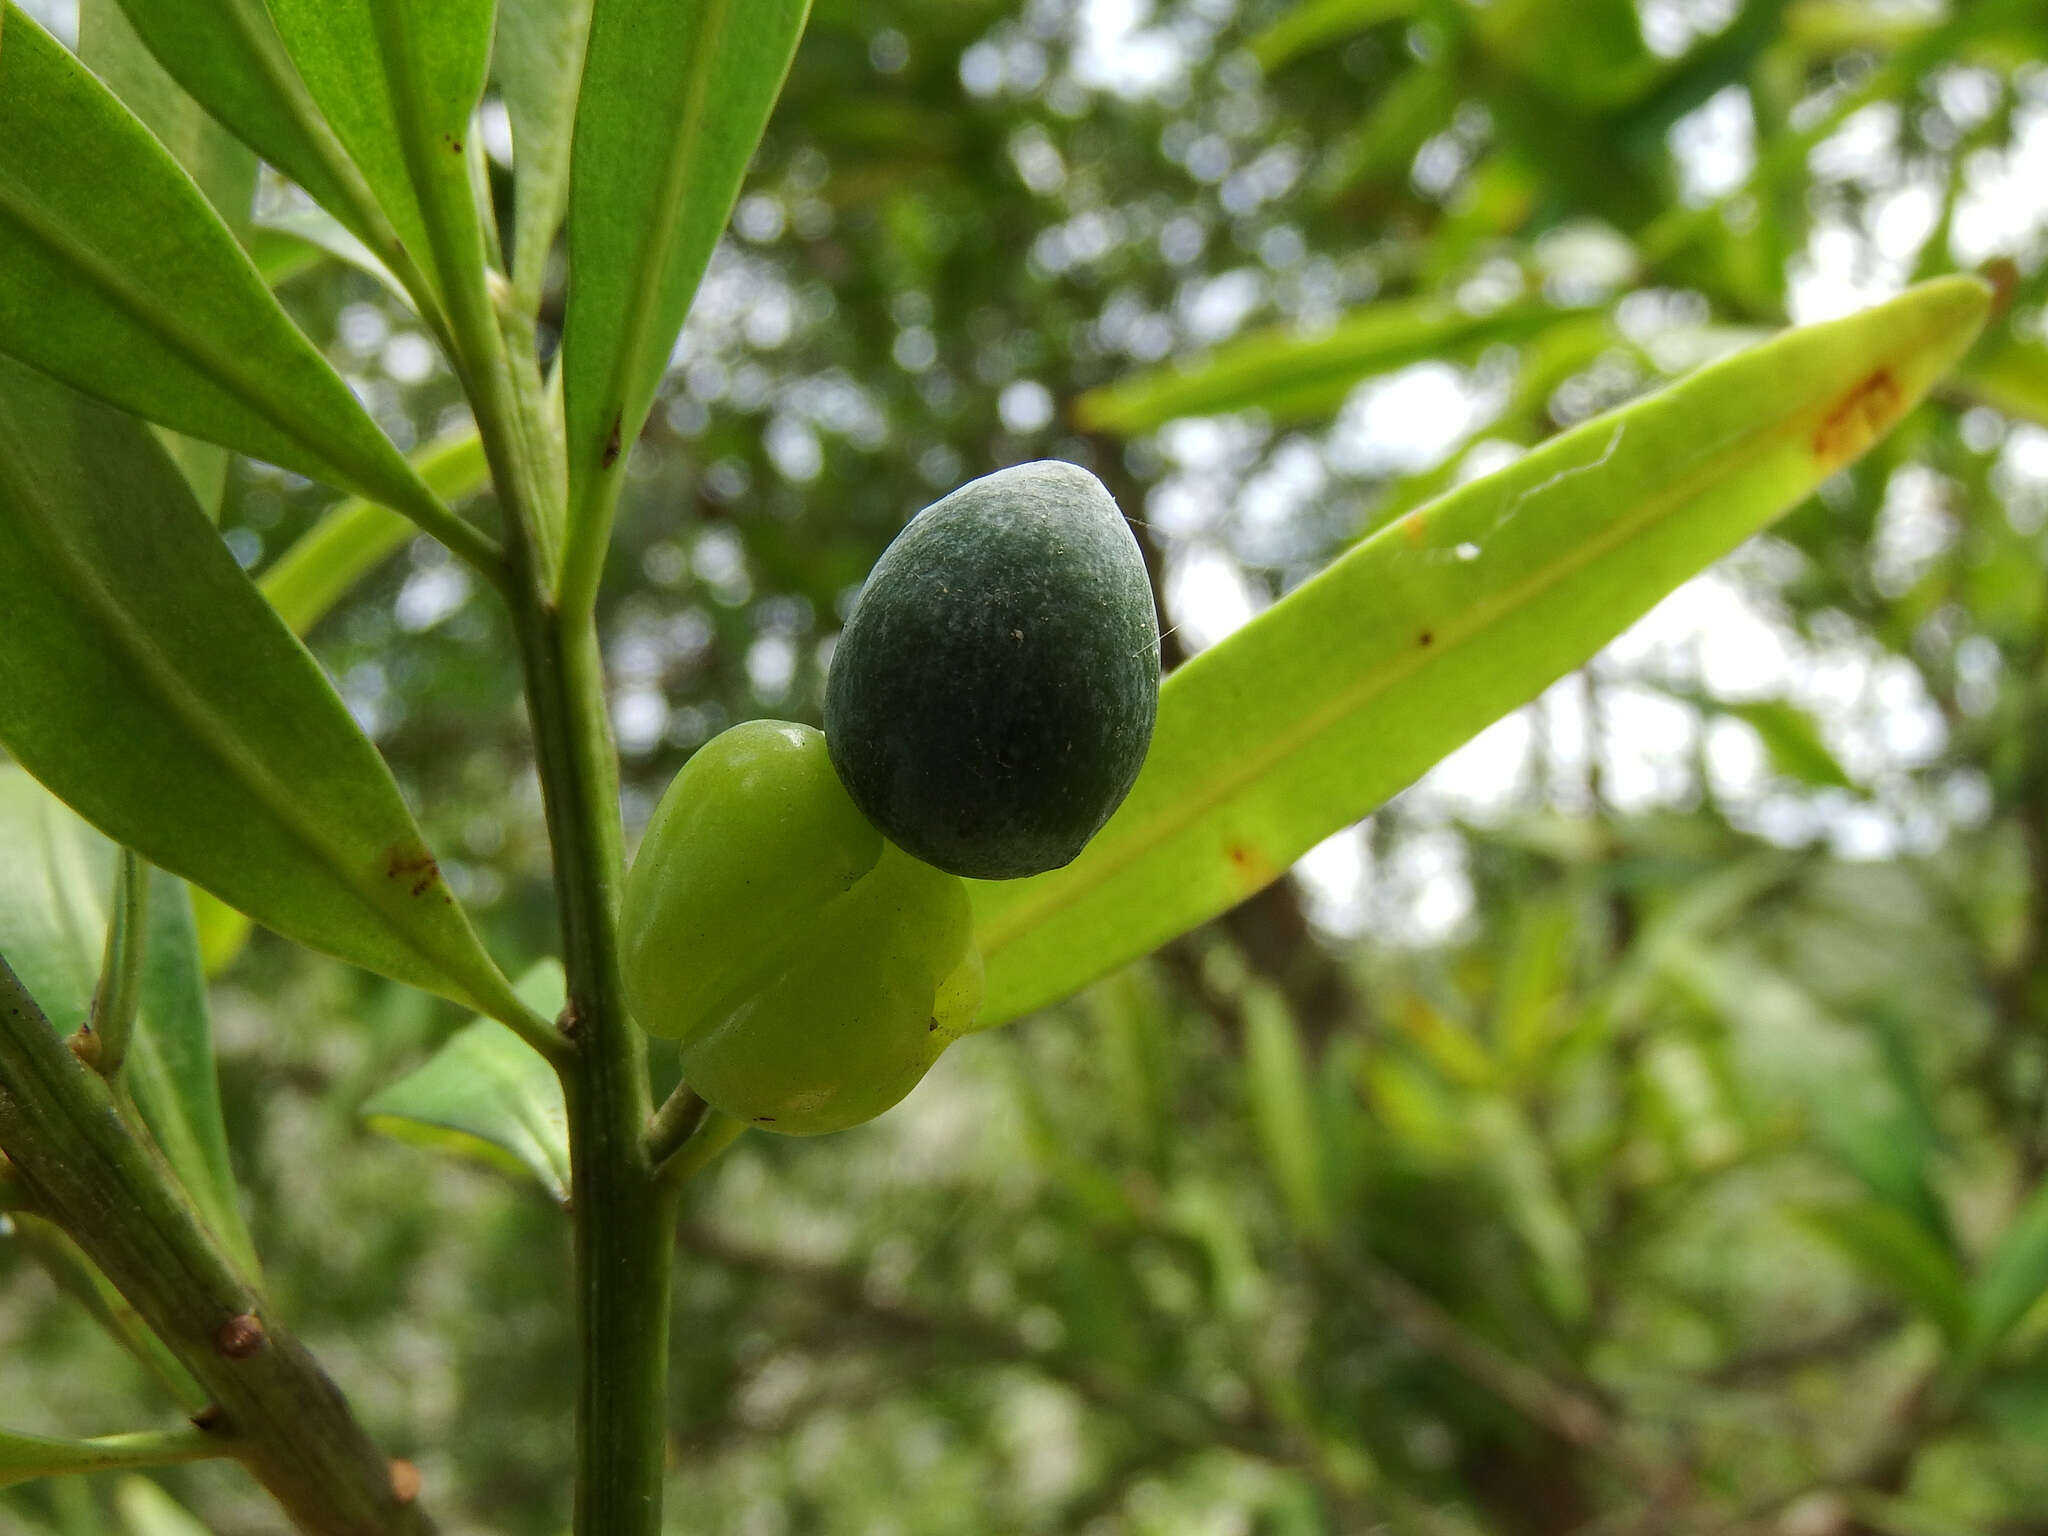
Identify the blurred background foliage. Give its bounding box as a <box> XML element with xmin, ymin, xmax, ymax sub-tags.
<box><xmin>9</xmin><ymin>0</ymin><xmax>2048</xmax><ymax>1532</ymax></box>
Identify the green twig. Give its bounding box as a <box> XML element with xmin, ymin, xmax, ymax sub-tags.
<box><xmin>448</xmin><ymin>130</ymin><xmax>670</xmax><ymax>1528</ymax></box>
<box><xmin>655</xmin><ymin>1110</ymin><xmax>745</xmax><ymax>1190</ymax></box>
<box><xmin>645</xmin><ymin>1082</ymin><xmax>709</xmax><ymax>1169</ymax></box>
<box><xmin>0</xmin><ymin>1424</ymin><xmax>236</xmax><ymax>1485</ymax></box>
<box><xmin>77</xmin><ymin>849</ymin><xmax>149</xmax><ymax>1082</ymax></box>
<box><xmin>510</xmin><ymin>589</ymin><xmax>673</xmax><ymax>1536</ymax></box>
<box><xmin>0</xmin><ymin>957</ymin><xmax>432</xmax><ymax>1535</ymax></box>
<box><xmin>469</xmin><ymin>284</ymin><xmax>669</xmax><ymax>1531</ymax></box>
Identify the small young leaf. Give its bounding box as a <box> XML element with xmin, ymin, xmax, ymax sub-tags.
<box><xmin>362</xmin><ymin>961</ymin><xmax>570</xmax><ymax>1201</ymax></box>
<box><xmin>970</xmin><ymin>277</ymin><xmax>1990</xmax><ymax>1025</ymax></box>
<box><xmin>560</xmin><ymin>0</ymin><xmax>810</xmax><ymax>599</ymax></box>
<box><xmin>0</xmin><ymin>8</ymin><xmax>445</xmax><ymax>523</ymax></box>
<box><xmin>261</xmin><ymin>0</ymin><xmax>496</xmax><ymax>307</ymax></box>
<box><xmin>497</xmin><ymin>0</ymin><xmax>595</xmax><ymax>305</ymax></box>
<box><xmin>0</xmin><ymin>360</ymin><xmax>527</xmax><ymax>1025</ymax></box>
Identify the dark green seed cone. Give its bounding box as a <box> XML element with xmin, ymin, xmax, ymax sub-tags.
<box><xmin>824</xmin><ymin>460</ymin><xmax>1160</xmax><ymax>881</ymax></box>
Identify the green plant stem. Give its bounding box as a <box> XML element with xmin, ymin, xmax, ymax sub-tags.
<box><xmin>0</xmin><ymin>958</ymin><xmax>430</xmax><ymax>1536</ymax></box>
<box><xmin>508</xmin><ymin>590</ymin><xmax>675</xmax><ymax>1536</ymax></box>
<box><xmin>80</xmin><ymin>848</ymin><xmax>149</xmax><ymax>1081</ymax></box>
<box><xmin>1</xmin><ymin>1425</ymin><xmax>236</xmax><ymax>1483</ymax></box>
<box><xmin>448</xmin><ymin>174</ymin><xmax>673</xmax><ymax>1528</ymax></box>
<box><xmin>645</xmin><ymin>1082</ymin><xmax>709</xmax><ymax>1168</ymax></box>
<box><xmin>655</xmin><ymin>1110</ymin><xmax>746</xmax><ymax>1190</ymax></box>
<box><xmin>471</xmin><ymin>307</ymin><xmax>669</xmax><ymax>1532</ymax></box>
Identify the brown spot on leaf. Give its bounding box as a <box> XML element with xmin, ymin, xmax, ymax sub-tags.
<box><xmin>602</xmin><ymin>413</ymin><xmax>623</xmax><ymax>469</ymax></box>
<box><xmin>1811</xmin><ymin>368</ymin><xmax>1902</xmax><ymax>469</ymax></box>
<box><xmin>215</xmin><ymin>1312</ymin><xmax>266</xmax><ymax>1358</ymax></box>
<box><xmin>384</xmin><ymin>845</ymin><xmax>442</xmax><ymax>898</ymax></box>
<box><xmin>1226</xmin><ymin>841</ymin><xmax>1275</xmax><ymax>889</ymax></box>
<box><xmin>391</xmin><ymin>1459</ymin><xmax>423</xmax><ymax>1504</ymax></box>
<box><xmin>190</xmin><ymin>1404</ymin><xmax>228</xmax><ymax>1432</ymax></box>
<box><xmin>1418</xmin><ymin>630</ymin><xmax>1433</xmax><ymax>647</ymax></box>
<box><xmin>754</xmin><ymin>1116</ymin><xmax>776</xmax><ymax>1124</ymax></box>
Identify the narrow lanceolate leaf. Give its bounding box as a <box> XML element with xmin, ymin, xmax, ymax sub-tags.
<box><xmin>971</xmin><ymin>277</ymin><xmax>1991</xmax><ymax>1024</ymax></box>
<box><xmin>0</xmin><ymin>770</ymin><xmax>259</xmax><ymax>1277</ymax></box>
<box><xmin>0</xmin><ymin>9</ymin><xmax>444</xmax><ymax>524</ymax></box>
<box><xmin>0</xmin><ymin>1428</ymin><xmax>225</xmax><ymax>1492</ymax></box>
<box><xmin>363</xmin><ymin>961</ymin><xmax>570</xmax><ymax>1201</ymax></box>
<box><xmin>497</xmin><ymin>0</ymin><xmax>595</xmax><ymax>306</ymax></box>
<box><xmin>80</xmin><ymin>0</ymin><xmax>258</xmax><ymax>518</ymax></box>
<box><xmin>561</xmin><ymin>0</ymin><xmax>811</xmax><ymax>601</ymax></box>
<box><xmin>107</xmin><ymin>0</ymin><xmax>403</xmax><ymax>263</ymax></box>
<box><xmin>262</xmin><ymin>0</ymin><xmax>496</xmax><ymax>306</ymax></box>
<box><xmin>0</xmin><ymin>359</ymin><xmax>528</xmax><ymax>1026</ymax></box>
<box><xmin>1073</xmin><ymin>299</ymin><xmax>1557</xmax><ymax>435</ymax></box>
